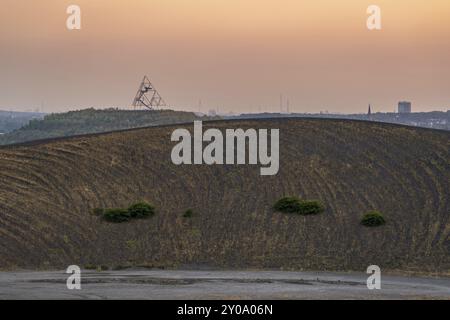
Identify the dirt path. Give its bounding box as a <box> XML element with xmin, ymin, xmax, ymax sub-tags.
<box><xmin>0</xmin><ymin>270</ymin><xmax>449</xmax><ymax>299</ymax></box>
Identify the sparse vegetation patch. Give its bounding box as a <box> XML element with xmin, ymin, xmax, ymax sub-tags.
<box><xmin>127</xmin><ymin>202</ymin><xmax>155</xmax><ymax>219</ymax></box>
<box><xmin>99</xmin><ymin>202</ymin><xmax>155</xmax><ymax>223</ymax></box>
<box><xmin>183</xmin><ymin>209</ymin><xmax>194</xmax><ymax>218</ymax></box>
<box><xmin>84</xmin><ymin>264</ymin><xmax>108</xmax><ymax>271</ymax></box>
<box><xmin>361</xmin><ymin>211</ymin><xmax>386</xmax><ymax>227</ymax></box>
<box><xmin>103</xmin><ymin>208</ymin><xmax>131</xmax><ymax>223</ymax></box>
<box><xmin>273</xmin><ymin>197</ymin><xmax>325</xmax><ymax>215</ymax></box>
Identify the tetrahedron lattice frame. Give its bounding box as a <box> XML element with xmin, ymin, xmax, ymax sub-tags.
<box><xmin>132</xmin><ymin>76</ymin><xmax>167</xmax><ymax>110</ymax></box>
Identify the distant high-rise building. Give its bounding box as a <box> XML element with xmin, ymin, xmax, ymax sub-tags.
<box><xmin>368</xmin><ymin>104</ymin><xmax>372</xmax><ymax>116</ymax></box>
<box><xmin>398</xmin><ymin>101</ymin><xmax>412</xmax><ymax>113</ymax></box>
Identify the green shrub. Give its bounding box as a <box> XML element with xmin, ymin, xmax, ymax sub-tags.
<box><xmin>103</xmin><ymin>208</ymin><xmax>131</xmax><ymax>223</ymax></box>
<box><xmin>361</xmin><ymin>211</ymin><xmax>386</xmax><ymax>227</ymax></box>
<box><xmin>99</xmin><ymin>202</ymin><xmax>155</xmax><ymax>223</ymax></box>
<box><xmin>273</xmin><ymin>197</ymin><xmax>301</xmax><ymax>213</ymax></box>
<box><xmin>297</xmin><ymin>200</ymin><xmax>325</xmax><ymax>215</ymax></box>
<box><xmin>273</xmin><ymin>197</ymin><xmax>325</xmax><ymax>215</ymax></box>
<box><xmin>127</xmin><ymin>202</ymin><xmax>155</xmax><ymax>219</ymax></box>
<box><xmin>183</xmin><ymin>209</ymin><xmax>194</xmax><ymax>218</ymax></box>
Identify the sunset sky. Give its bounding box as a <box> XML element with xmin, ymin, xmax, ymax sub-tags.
<box><xmin>1</xmin><ymin>0</ymin><xmax>449</xmax><ymax>113</ymax></box>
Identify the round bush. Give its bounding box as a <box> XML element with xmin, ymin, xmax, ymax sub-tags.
<box><xmin>297</xmin><ymin>200</ymin><xmax>325</xmax><ymax>215</ymax></box>
<box><xmin>103</xmin><ymin>208</ymin><xmax>131</xmax><ymax>223</ymax></box>
<box><xmin>361</xmin><ymin>211</ymin><xmax>386</xmax><ymax>227</ymax></box>
<box><xmin>127</xmin><ymin>202</ymin><xmax>155</xmax><ymax>219</ymax></box>
<box><xmin>273</xmin><ymin>197</ymin><xmax>324</xmax><ymax>215</ymax></box>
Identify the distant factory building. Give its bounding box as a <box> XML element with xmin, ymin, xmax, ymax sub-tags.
<box><xmin>398</xmin><ymin>101</ymin><xmax>412</xmax><ymax>114</ymax></box>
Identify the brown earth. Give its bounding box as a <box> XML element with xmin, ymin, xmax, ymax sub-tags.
<box><xmin>0</xmin><ymin>118</ymin><xmax>448</xmax><ymax>273</ymax></box>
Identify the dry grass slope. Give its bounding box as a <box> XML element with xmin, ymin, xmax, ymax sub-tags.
<box><xmin>0</xmin><ymin>118</ymin><xmax>448</xmax><ymax>273</ymax></box>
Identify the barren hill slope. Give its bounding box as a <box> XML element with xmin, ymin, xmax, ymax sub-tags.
<box><xmin>0</xmin><ymin>119</ymin><xmax>448</xmax><ymax>273</ymax></box>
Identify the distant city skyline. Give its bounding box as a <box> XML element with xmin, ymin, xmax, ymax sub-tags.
<box><xmin>1</xmin><ymin>0</ymin><xmax>449</xmax><ymax>113</ymax></box>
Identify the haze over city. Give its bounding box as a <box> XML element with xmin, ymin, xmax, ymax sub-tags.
<box><xmin>1</xmin><ymin>0</ymin><xmax>449</xmax><ymax>113</ymax></box>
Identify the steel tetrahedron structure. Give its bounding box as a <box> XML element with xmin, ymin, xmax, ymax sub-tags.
<box><xmin>132</xmin><ymin>76</ymin><xmax>167</xmax><ymax>110</ymax></box>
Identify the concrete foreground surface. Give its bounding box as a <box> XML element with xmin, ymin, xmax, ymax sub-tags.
<box><xmin>0</xmin><ymin>270</ymin><xmax>449</xmax><ymax>300</ymax></box>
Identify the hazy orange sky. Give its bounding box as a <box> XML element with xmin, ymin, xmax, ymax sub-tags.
<box><xmin>1</xmin><ymin>0</ymin><xmax>449</xmax><ymax>113</ymax></box>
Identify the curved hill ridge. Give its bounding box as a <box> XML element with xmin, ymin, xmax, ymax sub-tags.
<box><xmin>0</xmin><ymin>118</ymin><xmax>448</xmax><ymax>273</ymax></box>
